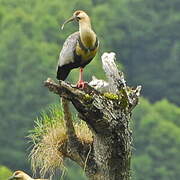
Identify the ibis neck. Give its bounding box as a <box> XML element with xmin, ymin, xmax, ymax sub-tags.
<box><xmin>79</xmin><ymin>21</ymin><xmax>96</xmax><ymax>49</ymax></box>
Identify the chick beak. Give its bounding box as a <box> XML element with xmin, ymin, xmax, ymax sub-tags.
<box><xmin>61</xmin><ymin>16</ymin><xmax>75</xmax><ymax>30</ymax></box>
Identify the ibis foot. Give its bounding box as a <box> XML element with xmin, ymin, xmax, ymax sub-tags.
<box><xmin>76</xmin><ymin>80</ymin><xmax>87</xmax><ymax>89</ymax></box>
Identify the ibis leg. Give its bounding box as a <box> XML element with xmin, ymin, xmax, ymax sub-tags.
<box><xmin>77</xmin><ymin>68</ymin><xmax>86</xmax><ymax>88</ymax></box>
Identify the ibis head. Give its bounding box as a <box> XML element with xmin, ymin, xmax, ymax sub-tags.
<box><xmin>8</xmin><ymin>170</ymin><xmax>48</xmax><ymax>180</ymax></box>
<box><xmin>61</xmin><ymin>10</ymin><xmax>90</xmax><ymax>30</ymax></box>
<box><xmin>8</xmin><ymin>171</ymin><xmax>31</xmax><ymax>180</ymax></box>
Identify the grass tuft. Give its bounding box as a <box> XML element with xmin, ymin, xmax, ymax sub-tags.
<box><xmin>28</xmin><ymin>104</ymin><xmax>92</xmax><ymax>177</ymax></box>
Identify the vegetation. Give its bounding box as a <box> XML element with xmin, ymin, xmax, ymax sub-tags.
<box><xmin>95</xmin><ymin>0</ymin><xmax>180</xmax><ymax>105</ymax></box>
<box><xmin>0</xmin><ymin>165</ymin><xmax>12</xmax><ymax>180</ymax></box>
<box><xmin>0</xmin><ymin>0</ymin><xmax>179</xmax><ymax>179</ymax></box>
<box><xmin>29</xmin><ymin>104</ymin><xmax>92</xmax><ymax>178</ymax></box>
<box><xmin>28</xmin><ymin>99</ymin><xmax>180</xmax><ymax>179</ymax></box>
<box><xmin>132</xmin><ymin>98</ymin><xmax>180</xmax><ymax>180</ymax></box>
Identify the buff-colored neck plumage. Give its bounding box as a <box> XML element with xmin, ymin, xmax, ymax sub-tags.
<box><xmin>78</xmin><ymin>12</ymin><xmax>97</xmax><ymax>49</ymax></box>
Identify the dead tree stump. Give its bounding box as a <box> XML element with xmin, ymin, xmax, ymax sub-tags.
<box><xmin>44</xmin><ymin>52</ymin><xmax>141</xmax><ymax>180</ymax></box>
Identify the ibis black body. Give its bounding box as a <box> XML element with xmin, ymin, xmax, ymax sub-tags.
<box><xmin>57</xmin><ymin>32</ymin><xmax>98</xmax><ymax>80</ymax></box>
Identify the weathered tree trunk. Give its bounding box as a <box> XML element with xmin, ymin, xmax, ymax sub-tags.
<box><xmin>45</xmin><ymin>52</ymin><xmax>141</xmax><ymax>180</ymax></box>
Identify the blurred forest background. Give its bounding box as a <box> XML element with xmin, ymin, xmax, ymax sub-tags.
<box><xmin>0</xmin><ymin>0</ymin><xmax>180</xmax><ymax>179</ymax></box>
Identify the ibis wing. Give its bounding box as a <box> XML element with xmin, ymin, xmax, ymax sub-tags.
<box><xmin>57</xmin><ymin>32</ymin><xmax>80</xmax><ymax>67</ymax></box>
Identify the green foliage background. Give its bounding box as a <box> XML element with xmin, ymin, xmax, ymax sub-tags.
<box><xmin>0</xmin><ymin>0</ymin><xmax>179</xmax><ymax>179</ymax></box>
<box><xmin>0</xmin><ymin>166</ymin><xmax>12</xmax><ymax>180</ymax></box>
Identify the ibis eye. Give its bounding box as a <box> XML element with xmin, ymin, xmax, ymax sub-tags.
<box><xmin>76</xmin><ymin>17</ymin><xmax>81</xmax><ymax>21</ymax></box>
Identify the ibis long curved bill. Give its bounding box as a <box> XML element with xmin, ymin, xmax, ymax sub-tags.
<box><xmin>61</xmin><ymin>16</ymin><xmax>75</xmax><ymax>30</ymax></box>
<box><xmin>8</xmin><ymin>176</ymin><xmax>14</xmax><ymax>180</ymax></box>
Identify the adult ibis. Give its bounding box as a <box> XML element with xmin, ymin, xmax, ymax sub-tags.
<box><xmin>56</xmin><ymin>10</ymin><xmax>99</xmax><ymax>88</ymax></box>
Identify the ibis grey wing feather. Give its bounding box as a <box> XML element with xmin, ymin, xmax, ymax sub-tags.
<box><xmin>58</xmin><ymin>32</ymin><xmax>80</xmax><ymax>67</ymax></box>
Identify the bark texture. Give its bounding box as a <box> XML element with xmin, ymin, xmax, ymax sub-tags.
<box><xmin>45</xmin><ymin>52</ymin><xmax>141</xmax><ymax>180</ymax></box>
